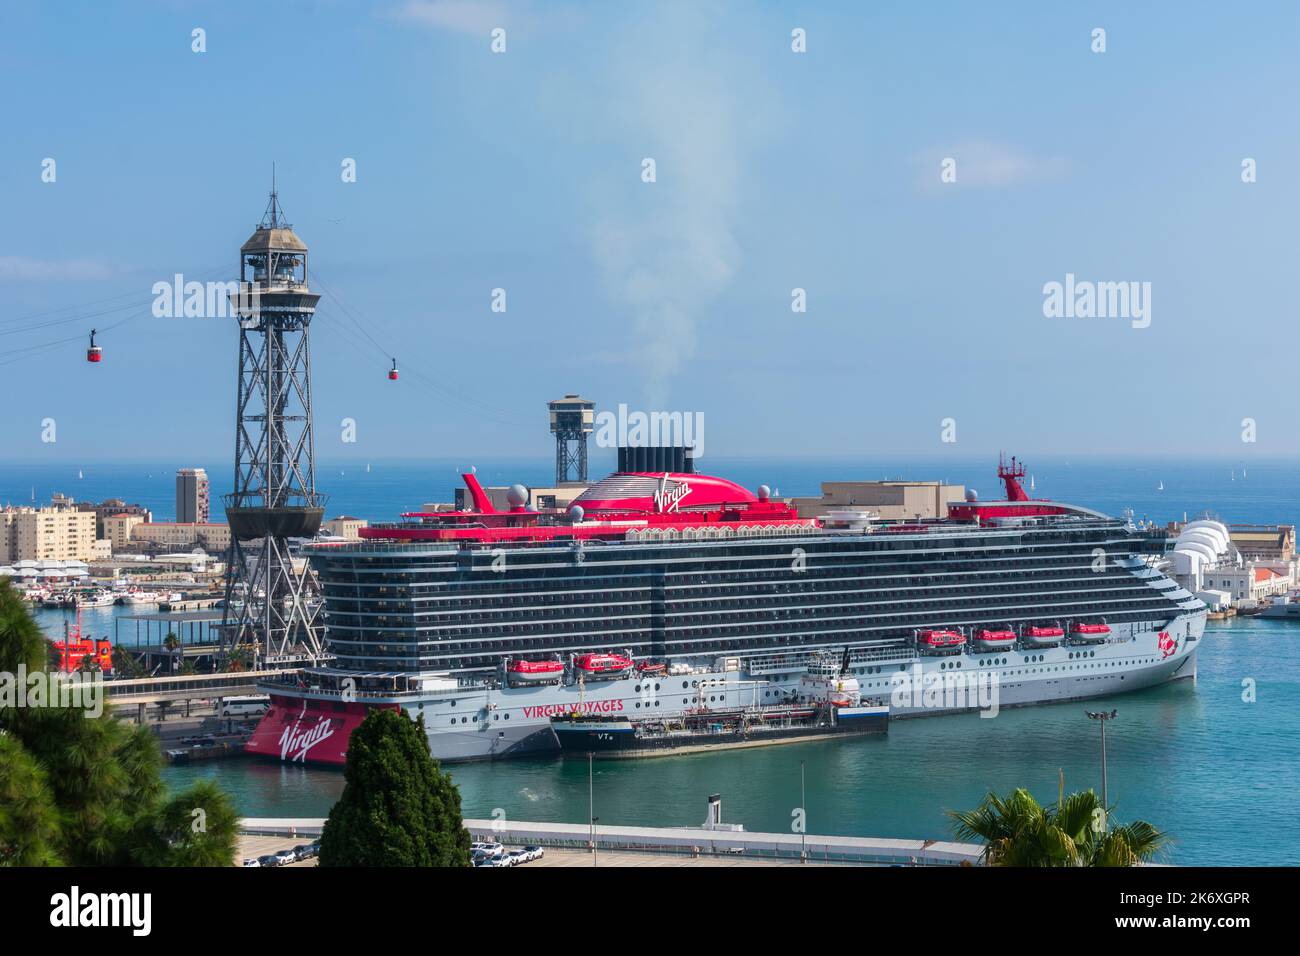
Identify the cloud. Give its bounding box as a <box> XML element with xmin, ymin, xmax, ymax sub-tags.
<box><xmin>0</xmin><ymin>257</ymin><xmax>114</xmax><ymax>280</ymax></box>
<box><xmin>391</xmin><ymin>0</ymin><xmax>512</xmax><ymax>34</ymax></box>
<box><xmin>917</xmin><ymin>141</ymin><xmax>1069</xmax><ymax>189</ymax></box>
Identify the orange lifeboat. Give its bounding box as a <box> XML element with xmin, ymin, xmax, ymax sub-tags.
<box><xmin>575</xmin><ymin>653</ymin><xmax>634</xmax><ymax>678</ymax></box>
<box><xmin>973</xmin><ymin>627</ymin><xmax>1017</xmax><ymax>651</ymax></box>
<box><xmin>506</xmin><ymin>659</ymin><xmax>563</xmax><ymax>684</ymax></box>
<box><xmin>916</xmin><ymin>629</ymin><xmax>965</xmax><ymax>653</ymax></box>
<box><xmin>1024</xmin><ymin>625</ymin><xmax>1064</xmax><ymax>647</ymax></box>
<box><xmin>1070</xmin><ymin>622</ymin><xmax>1111</xmax><ymax>644</ymax></box>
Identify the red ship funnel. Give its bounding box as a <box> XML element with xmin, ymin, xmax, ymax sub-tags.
<box><xmin>461</xmin><ymin>472</ymin><xmax>495</xmax><ymax>513</ymax></box>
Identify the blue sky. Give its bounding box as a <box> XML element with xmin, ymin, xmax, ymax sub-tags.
<box><xmin>2</xmin><ymin>0</ymin><xmax>1298</xmax><ymax>465</ymax></box>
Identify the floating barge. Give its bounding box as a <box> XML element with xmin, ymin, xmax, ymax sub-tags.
<box><xmin>551</xmin><ymin>702</ymin><xmax>888</xmax><ymax>759</ymax></box>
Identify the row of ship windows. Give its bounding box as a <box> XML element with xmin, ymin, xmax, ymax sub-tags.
<box><xmin>322</xmin><ymin>599</ymin><xmax>1172</xmax><ymax>646</ymax></box>
<box><xmin>326</xmin><ymin>590</ymin><xmax>1169</xmax><ymax>632</ymax></box>
<box><xmin>320</xmin><ymin>573</ymin><xmax>1157</xmax><ymax>619</ymax></box>
<box><xmin>315</xmin><ymin>553</ymin><xmax>1146</xmax><ymax>595</ymax></box>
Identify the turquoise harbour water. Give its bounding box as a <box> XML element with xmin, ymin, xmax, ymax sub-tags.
<box><xmin>159</xmin><ymin>616</ymin><xmax>1300</xmax><ymax>866</ymax></box>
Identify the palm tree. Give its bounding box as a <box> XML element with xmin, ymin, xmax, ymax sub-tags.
<box><xmin>112</xmin><ymin>643</ymin><xmax>145</xmax><ymax>678</ymax></box>
<box><xmin>162</xmin><ymin>631</ymin><xmax>181</xmax><ymax>675</ymax></box>
<box><xmin>949</xmin><ymin>787</ymin><xmax>1168</xmax><ymax>866</ymax></box>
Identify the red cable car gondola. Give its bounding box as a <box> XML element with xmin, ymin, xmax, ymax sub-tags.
<box><xmin>388</xmin><ymin>358</ymin><xmax>398</xmax><ymax>381</ymax></box>
<box><xmin>86</xmin><ymin>329</ymin><xmax>102</xmax><ymax>363</ymax></box>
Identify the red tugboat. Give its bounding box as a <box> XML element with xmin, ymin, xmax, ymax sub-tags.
<box><xmin>50</xmin><ymin>608</ymin><xmax>112</xmax><ymax>673</ymax></box>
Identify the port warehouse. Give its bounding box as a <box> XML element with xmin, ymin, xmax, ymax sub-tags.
<box><xmin>239</xmin><ymin>818</ymin><xmax>984</xmax><ymax>866</ymax></box>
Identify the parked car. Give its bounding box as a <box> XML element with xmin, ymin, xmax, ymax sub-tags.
<box><xmin>257</xmin><ymin>855</ymin><xmax>280</xmax><ymax>868</ymax></box>
<box><xmin>274</xmin><ymin>849</ymin><xmax>297</xmax><ymax>866</ymax></box>
<box><xmin>292</xmin><ymin>843</ymin><xmax>316</xmax><ymax>861</ymax></box>
<box><xmin>242</xmin><ymin>858</ymin><xmax>261</xmax><ymax>867</ymax></box>
<box><xmin>523</xmin><ymin>846</ymin><xmax>544</xmax><ymax>862</ymax></box>
<box><xmin>506</xmin><ymin>850</ymin><xmax>529</xmax><ymax>866</ymax></box>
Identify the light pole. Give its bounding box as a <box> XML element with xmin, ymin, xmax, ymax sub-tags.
<box><xmin>1085</xmin><ymin>709</ymin><xmax>1118</xmax><ymax>829</ymax></box>
<box><xmin>588</xmin><ymin>752</ymin><xmax>596</xmax><ymax>866</ymax></box>
<box><xmin>800</xmin><ymin>759</ymin><xmax>807</xmax><ymax>863</ymax></box>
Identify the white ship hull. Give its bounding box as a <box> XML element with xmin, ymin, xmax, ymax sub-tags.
<box><xmin>403</xmin><ymin>613</ymin><xmax>1202</xmax><ymax>761</ymax></box>
<box><xmin>251</xmin><ymin>612</ymin><xmax>1203</xmax><ymax>764</ymax></box>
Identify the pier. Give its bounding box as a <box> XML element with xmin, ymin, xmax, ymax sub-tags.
<box><xmin>238</xmin><ymin>818</ymin><xmax>983</xmax><ymax>866</ymax></box>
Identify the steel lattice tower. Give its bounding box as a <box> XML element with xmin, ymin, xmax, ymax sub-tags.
<box><xmin>548</xmin><ymin>394</ymin><xmax>595</xmax><ymax>484</ymax></box>
<box><xmin>220</xmin><ymin>186</ymin><xmax>326</xmax><ymax>666</ymax></box>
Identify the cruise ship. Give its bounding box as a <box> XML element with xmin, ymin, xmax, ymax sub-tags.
<box><xmin>246</xmin><ymin>456</ymin><xmax>1205</xmax><ymax>765</ymax></box>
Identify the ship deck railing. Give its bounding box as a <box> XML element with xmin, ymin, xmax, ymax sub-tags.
<box><xmin>255</xmin><ymin>673</ymin><xmax>488</xmax><ymax>701</ymax></box>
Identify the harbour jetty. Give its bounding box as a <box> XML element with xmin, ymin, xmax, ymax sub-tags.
<box><xmin>239</xmin><ymin>817</ymin><xmax>982</xmax><ymax>866</ymax></box>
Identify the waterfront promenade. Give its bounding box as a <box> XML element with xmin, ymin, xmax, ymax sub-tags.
<box><xmin>239</xmin><ymin>818</ymin><xmax>983</xmax><ymax>866</ymax></box>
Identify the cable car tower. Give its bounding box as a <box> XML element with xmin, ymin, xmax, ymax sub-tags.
<box><xmin>219</xmin><ymin>184</ymin><xmax>326</xmax><ymax>666</ymax></box>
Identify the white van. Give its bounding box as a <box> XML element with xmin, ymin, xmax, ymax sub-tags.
<box><xmin>218</xmin><ymin>696</ymin><xmax>270</xmax><ymax>718</ymax></box>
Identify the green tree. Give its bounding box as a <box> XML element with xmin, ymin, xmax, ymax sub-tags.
<box><xmin>112</xmin><ymin>643</ymin><xmax>145</xmax><ymax>678</ymax></box>
<box><xmin>319</xmin><ymin>708</ymin><xmax>471</xmax><ymax>867</ymax></box>
<box><xmin>0</xmin><ymin>733</ymin><xmax>62</xmax><ymax>866</ymax></box>
<box><xmin>163</xmin><ymin>631</ymin><xmax>181</xmax><ymax>675</ymax></box>
<box><xmin>0</xmin><ymin>580</ymin><xmax>238</xmax><ymax>867</ymax></box>
<box><xmin>949</xmin><ymin>787</ymin><xmax>1168</xmax><ymax>867</ymax></box>
<box><xmin>0</xmin><ymin>581</ymin><xmax>48</xmax><ymax>675</ymax></box>
<box><xmin>133</xmin><ymin>779</ymin><xmax>240</xmax><ymax>867</ymax></box>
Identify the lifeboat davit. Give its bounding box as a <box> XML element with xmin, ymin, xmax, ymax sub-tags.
<box><xmin>916</xmin><ymin>629</ymin><xmax>965</xmax><ymax>653</ymax></box>
<box><xmin>1024</xmin><ymin>625</ymin><xmax>1065</xmax><ymax>647</ymax></box>
<box><xmin>506</xmin><ymin>659</ymin><xmax>564</xmax><ymax>684</ymax></box>
<box><xmin>973</xmin><ymin>628</ymin><xmax>1017</xmax><ymax>651</ymax></box>
<box><xmin>1070</xmin><ymin>622</ymin><xmax>1111</xmax><ymax>644</ymax></box>
<box><xmin>575</xmin><ymin>653</ymin><xmax>634</xmax><ymax>678</ymax></box>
